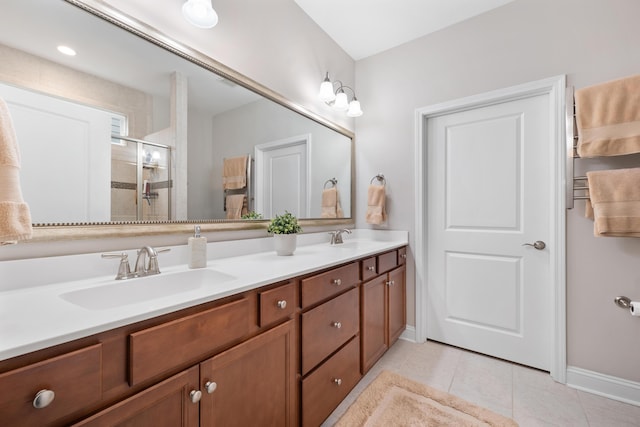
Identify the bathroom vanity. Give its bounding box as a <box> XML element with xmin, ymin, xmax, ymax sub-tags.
<box><xmin>0</xmin><ymin>231</ymin><xmax>407</xmax><ymax>426</ymax></box>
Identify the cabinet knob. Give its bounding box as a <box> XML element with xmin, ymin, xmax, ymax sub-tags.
<box><xmin>205</xmin><ymin>381</ymin><xmax>217</xmax><ymax>394</ymax></box>
<box><xmin>190</xmin><ymin>389</ymin><xmax>202</xmax><ymax>403</ymax></box>
<box><xmin>366</xmin><ymin>266</ymin><xmax>375</xmax><ymax>271</ymax></box>
<box><xmin>33</xmin><ymin>389</ymin><xmax>55</xmax><ymax>409</ymax></box>
<box><xmin>332</xmin><ymin>278</ymin><xmax>342</xmax><ymax>286</ymax></box>
<box><xmin>276</xmin><ymin>300</ymin><xmax>287</xmax><ymax>309</ymax></box>
<box><xmin>401</xmin><ymin>253</ymin><xmax>407</xmax><ymax>259</ymax></box>
<box><xmin>332</xmin><ymin>321</ymin><xmax>342</xmax><ymax>329</ymax></box>
<box><xmin>333</xmin><ymin>378</ymin><xmax>342</xmax><ymax>386</ymax></box>
<box><xmin>386</xmin><ymin>280</ymin><xmax>395</xmax><ymax>286</ymax></box>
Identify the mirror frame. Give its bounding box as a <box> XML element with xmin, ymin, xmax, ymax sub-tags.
<box><xmin>29</xmin><ymin>0</ymin><xmax>355</xmax><ymax>242</ymax></box>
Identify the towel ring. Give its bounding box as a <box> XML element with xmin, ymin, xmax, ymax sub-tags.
<box><xmin>370</xmin><ymin>174</ymin><xmax>386</xmax><ymax>186</ymax></box>
<box><xmin>324</xmin><ymin>178</ymin><xmax>337</xmax><ymax>189</ymax></box>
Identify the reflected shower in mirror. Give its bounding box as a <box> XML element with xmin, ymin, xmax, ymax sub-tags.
<box><xmin>0</xmin><ymin>0</ymin><xmax>352</xmax><ymax>226</ymax></box>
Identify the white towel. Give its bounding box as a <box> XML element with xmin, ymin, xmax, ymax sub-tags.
<box><xmin>0</xmin><ymin>98</ymin><xmax>32</xmax><ymax>244</ymax></box>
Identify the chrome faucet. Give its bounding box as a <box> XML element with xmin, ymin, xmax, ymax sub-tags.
<box><xmin>328</xmin><ymin>228</ymin><xmax>352</xmax><ymax>245</ymax></box>
<box><xmin>134</xmin><ymin>246</ymin><xmax>170</xmax><ymax>276</ymax></box>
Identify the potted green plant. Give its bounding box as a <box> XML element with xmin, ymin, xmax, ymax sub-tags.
<box><xmin>267</xmin><ymin>211</ymin><xmax>302</xmax><ymax>256</ymax></box>
<box><xmin>241</xmin><ymin>211</ymin><xmax>263</xmax><ymax>220</ymax></box>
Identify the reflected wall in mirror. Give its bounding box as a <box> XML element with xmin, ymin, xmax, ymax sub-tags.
<box><xmin>0</xmin><ymin>0</ymin><xmax>352</xmax><ymax>227</ymax></box>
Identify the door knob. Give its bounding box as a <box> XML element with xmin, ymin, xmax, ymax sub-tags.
<box><xmin>522</xmin><ymin>240</ymin><xmax>546</xmax><ymax>250</ymax></box>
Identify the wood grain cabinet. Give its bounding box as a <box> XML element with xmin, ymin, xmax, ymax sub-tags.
<box><xmin>72</xmin><ymin>366</ymin><xmax>200</xmax><ymax>427</ymax></box>
<box><xmin>0</xmin><ymin>247</ymin><xmax>406</xmax><ymax>427</ymax></box>
<box><xmin>361</xmin><ymin>250</ymin><xmax>407</xmax><ymax>373</ymax></box>
<box><xmin>200</xmin><ymin>320</ymin><xmax>295</xmax><ymax>426</ymax></box>
<box><xmin>299</xmin><ymin>262</ymin><xmax>363</xmax><ymax>426</ymax></box>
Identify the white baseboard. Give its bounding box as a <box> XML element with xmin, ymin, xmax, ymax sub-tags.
<box><xmin>399</xmin><ymin>325</ymin><xmax>417</xmax><ymax>342</ymax></box>
<box><xmin>566</xmin><ymin>366</ymin><xmax>640</xmax><ymax>406</ymax></box>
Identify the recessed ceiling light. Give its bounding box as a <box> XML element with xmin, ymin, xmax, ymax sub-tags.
<box><xmin>57</xmin><ymin>45</ymin><xmax>76</xmax><ymax>56</ymax></box>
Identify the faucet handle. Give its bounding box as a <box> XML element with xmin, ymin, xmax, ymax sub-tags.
<box><xmin>147</xmin><ymin>247</ymin><xmax>171</xmax><ymax>275</ymax></box>
<box><xmin>102</xmin><ymin>252</ymin><xmax>134</xmax><ymax>280</ymax></box>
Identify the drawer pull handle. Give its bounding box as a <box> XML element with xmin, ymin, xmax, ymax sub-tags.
<box><xmin>332</xmin><ymin>321</ymin><xmax>342</xmax><ymax>329</ymax></box>
<box><xmin>277</xmin><ymin>300</ymin><xmax>287</xmax><ymax>309</ymax></box>
<box><xmin>190</xmin><ymin>389</ymin><xmax>202</xmax><ymax>403</ymax></box>
<box><xmin>333</xmin><ymin>378</ymin><xmax>342</xmax><ymax>386</ymax></box>
<box><xmin>366</xmin><ymin>266</ymin><xmax>375</xmax><ymax>271</ymax></box>
<box><xmin>205</xmin><ymin>381</ymin><xmax>217</xmax><ymax>394</ymax></box>
<box><xmin>332</xmin><ymin>278</ymin><xmax>342</xmax><ymax>286</ymax></box>
<box><xmin>386</xmin><ymin>280</ymin><xmax>395</xmax><ymax>286</ymax></box>
<box><xmin>33</xmin><ymin>389</ymin><xmax>55</xmax><ymax>409</ymax></box>
<box><xmin>401</xmin><ymin>253</ymin><xmax>407</xmax><ymax>259</ymax></box>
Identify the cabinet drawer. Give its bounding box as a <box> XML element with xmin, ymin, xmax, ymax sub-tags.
<box><xmin>377</xmin><ymin>250</ymin><xmax>398</xmax><ymax>274</ymax></box>
<box><xmin>361</xmin><ymin>256</ymin><xmax>377</xmax><ymax>281</ymax></box>
<box><xmin>301</xmin><ymin>262</ymin><xmax>359</xmax><ymax>308</ymax></box>
<box><xmin>301</xmin><ymin>287</ymin><xmax>359</xmax><ymax>375</ymax></box>
<box><xmin>259</xmin><ymin>281</ymin><xmax>296</xmax><ymax>327</ymax></box>
<box><xmin>129</xmin><ymin>298</ymin><xmax>251</xmax><ymax>385</ymax></box>
<box><xmin>0</xmin><ymin>343</ymin><xmax>102</xmax><ymax>427</ymax></box>
<box><xmin>302</xmin><ymin>337</ymin><xmax>361</xmax><ymax>427</ymax></box>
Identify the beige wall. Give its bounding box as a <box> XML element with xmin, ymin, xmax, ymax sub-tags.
<box><xmin>353</xmin><ymin>0</ymin><xmax>640</xmax><ymax>382</ymax></box>
<box><xmin>0</xmin><ymin>43</ymin><xmax>151</xmax><ymax>137</ymax></box>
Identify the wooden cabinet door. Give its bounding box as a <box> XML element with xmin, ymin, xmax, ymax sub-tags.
<box><xmin>360</xmin><ymin>275</ymin><xmax>387</xmax><ymax>374</ymax></box>
<box><xmin>73</xmin><ymin>366</ymin><xmax>199</xmax><ymax>427</ymax></box>
<box><xmin>387</xmin><ymin>265</ymin><xmax>406</xmax><ymax>346</ymax></box>
<box><xmin>200</xmin><ymin>320</ymin><xmax>295</xmax><ymax>427</ymax></box>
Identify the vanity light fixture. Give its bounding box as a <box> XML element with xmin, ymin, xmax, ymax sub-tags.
<box><xmin>318</xmin><ymin>72</ymin><xmax>363</xmax><ymax>117</ymax></box>
<box><xmin>182</xmin><ymin>0</ymin><xmax>218</xmax><ymax>29</ymax></box>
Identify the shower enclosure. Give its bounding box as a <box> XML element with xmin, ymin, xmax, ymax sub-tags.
<box><xmin>111</xmin><ymin>136</ymin><xmax>172</xmax><ymax>222</ymax></box>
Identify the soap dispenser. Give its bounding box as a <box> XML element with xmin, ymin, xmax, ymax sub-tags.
<box><xmin>188</xmin><ymin>225</ymin><xmax>207</xmax><ymax>268</ymax></box>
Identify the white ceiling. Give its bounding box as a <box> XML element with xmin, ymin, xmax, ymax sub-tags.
<box><xmin>294</xmin><ymin>0</ymin><xmax>515</xmax><ymax>60</ymax></box>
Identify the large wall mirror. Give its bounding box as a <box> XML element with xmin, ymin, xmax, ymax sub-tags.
<box><xmin>0</xmin><ymin>0</ymin><xmax>353</xmax><ymax>240</ymax></box>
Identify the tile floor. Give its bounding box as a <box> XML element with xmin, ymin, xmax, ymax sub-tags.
<box><xmin>323</xmin><ymin>340</ymin><xmax>640</xmax><ymax>426</ymax></box>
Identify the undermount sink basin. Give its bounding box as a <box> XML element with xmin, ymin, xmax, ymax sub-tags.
<box><xmin>60</xmin><ymin>269</ymin><xmax>236</xmax><ymax>310</ymax></box>
<box><xmin>330</xmin><ymin>240</ymin><xmax>375</xmax><ymax>250</ymax></box>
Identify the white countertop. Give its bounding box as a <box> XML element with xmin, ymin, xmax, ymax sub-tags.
<box><xmin>0</xmin><ymin>230</ymin><xmax>407</xmax><ymax>361</ymax></box>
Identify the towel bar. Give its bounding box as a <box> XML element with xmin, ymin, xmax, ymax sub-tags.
<box><xmin>324</xmin><ymin>178</ymin><xmax>337</xmax><ymax>189</ymax></box>
<box><xmin>370</xmin><ymin>174</ymin><xmax>386</xmax><ymax>186</ymax></box>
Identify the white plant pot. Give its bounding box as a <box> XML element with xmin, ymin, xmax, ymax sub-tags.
<box><xmin>273</xmin><ymin>234</ymin><xmax>297</xmax><ymax>256</ymax></box>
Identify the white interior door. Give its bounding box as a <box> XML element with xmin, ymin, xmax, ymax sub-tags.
<box><xmin>255</xmin><ymin>135</ymin><xmax>309</xmax><ymax>218</ymax></box>
<box><xmin>0</xmin><ymin>83</ymin><xmax>113</xmax><ymax>223</ymax></box>
<box><xmin>427</xmin><ymin>93</ymin><xmax>552</xmax><ymax>370</ymax></box>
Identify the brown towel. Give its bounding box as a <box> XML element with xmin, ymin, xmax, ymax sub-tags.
<box><xmin>222</xmin><ymin>156</ymin><xmax>248</xmax><ymax>190</ymax></box>
<box><xmin>585</xmin><ymin>168</ymin><xmax>640</xmax><ymax>237</ymax></box>
<box><xmin>321</xmin><ymin>187</ymin><xmax>344</xmax><ymax>218</ymax></box>
<box><xmin>0</xmin><ymin>98</ymin><xmax>32</xmax><ymax>244</ymax></box>
<box><xmin>366</xmin><ymin>185</ymin><xmax>387</xmax><ymax>225</ymax></box>
<box><xmin>576</xmin><ymin>74</ymin><xmax>640</xmax><ymax>157</ymax></box>
<box><xmin>225</xmin><ymin>194</ymin><xmax>247</xmax><ymax>219</ymax></box>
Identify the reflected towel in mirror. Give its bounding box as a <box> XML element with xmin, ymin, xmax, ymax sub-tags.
<box><xmin>321</xmin><ymin>187</ymin><xmax>343</xmax><ymax>218</ymax></box>
<box><xmin>222</xmin><ymin>156</ymin><xmax>248</xmax><ymax>190</ymax></box>
<box><xmin>0</xmin><ymin>98</ymin><xmax>32</xmax><ymax>244</ymax></box>
<box><xmin>225</xmin><ymin>194</ymin><xmax>247</xmax><ymax>219</ymax></box>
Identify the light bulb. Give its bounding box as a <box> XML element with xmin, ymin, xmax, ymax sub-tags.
<box><xmin>318</xmin><ymin>73</ymin><xmax>336</xmax><ymax>102</ymax></box>
<box><xmin>182</xmin><ymin>0</ymin><xmax>218</xmax><ymax>29</ymax></box>
<box><xmin>333</xmin><ymin>91</ymin><xmax>349</xmax><ymax>111</ymax></box>
<box><xmin>347</xmin><ymin>99</ymin><xmax>363</xmax><ymax>117</ymax></box>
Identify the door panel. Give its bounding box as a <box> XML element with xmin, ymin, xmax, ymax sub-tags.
<box><xmin>427</xmin><ymin>93</ymin><xmax>551</xmax><ymax>370</ymax></box>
